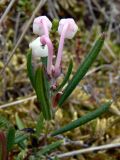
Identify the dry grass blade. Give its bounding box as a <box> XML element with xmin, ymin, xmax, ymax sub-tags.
<box><xmin>104</xmin><ymin>42</ymin><xmax>116</xmax><ymax>59</ymax></box>
<box><xmin>0</xmin><ymin>95</ymin><xmax>36</xmax><ymax>109</ymax></box>
<box><xmin>92</xmin><ymin>0</ymin><xmax>109</xmax><ymax>20</ymax></box>
<box><xmin>85</xmin><ymin>64</ymin><xmax>113</xmax><ymax>77</ymax></box>
<box><xmin>85</xmin><ymin>0</ymin><xmax>97</xmax><ymax>23</ymax></box>
<box><xmin>0</xmin><ymin>0</ymin><xmax>47</xmax><ymax>77</ymax></box>
<box><xmin>0</xmin><ymin>0</ymin><xmax>16</xmax><ymax>25</ymax></box>
<box><xmin>54</xmin><ymin>143</ymin><xmax>120</xmax><ymax>158</ymax></box>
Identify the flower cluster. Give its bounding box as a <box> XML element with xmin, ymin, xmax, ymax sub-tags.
<box><xmin>29</xmin><ymin>16</ymin><xmax>78</xmax><ymax>77</ymax></box>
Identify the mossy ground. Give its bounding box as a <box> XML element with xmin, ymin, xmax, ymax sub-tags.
<box><xmin>0</xmin><ymin>0</ymin><xmax>120</xmax><ymax>159</ymax></box>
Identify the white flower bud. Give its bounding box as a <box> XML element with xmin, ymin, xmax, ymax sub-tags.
<box><xmin>29</xmin><ymin>37</ymin><xmax>48</xmax><ymax>58</ymax></box>
<box><xmin>58</xmin><ymin>18</ymin><xmax>78</xmax><ymax>39</ymax></box>
<box><xmin>33</xmin><ymin>16</ymin><xmax>52</xmax><ymax>36</ymax></box>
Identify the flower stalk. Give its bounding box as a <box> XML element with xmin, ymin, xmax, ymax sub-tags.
<box><xmin>40</xmin><ymin>35</ymin><xmax>53</xmax><ymax>75</ymax></box>
<box><xmin>54</xmin><ymin>23</ymin><xmax>69</xmax><ymax>77</ymax></box>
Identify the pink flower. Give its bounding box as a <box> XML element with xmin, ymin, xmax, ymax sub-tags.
<box><xmin>40</xmin><ymin>35</ymin><xmax>53</xmax><ymax>75</ymax></box>
<box><xmin>31</xmin><ymin>16</ymin><xmax>78</xmax><ymax>77</ymax></box>
<box><xmin>58</xmin><ymin>18</ymin><xmax>78</xmax><ymax>39</ymax></box>
<box><xmin>33</xmin><ymin>16</ymin><xmax>52</xmax><ymax>37</ymax></box>
<box><xmin>54</xmin><ymin>18</ymin><xmax>78</xmax><ymax>77</ymax></box>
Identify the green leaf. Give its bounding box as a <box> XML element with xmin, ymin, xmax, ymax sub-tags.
<box><xmin>0</xmin><ymin>115</ymin><xmax>10</xmax><ymax>128</ymax></box>
<box><xmin>41</xmin><ymin>57</ymin><xmax>47</xmax><ymax>67</ymax></box>
<box><xmin>51</xmin><ymin>101</ymin><xmax>111</xmax><ymax>136</ymax></box>
<box><xmin>43</xmin><ymin>68</ymin><xmax>50</xmax><ymax>99</ymax></box>
<box><xmin>35</xmin><ymin>67</ymin><xmax>52</xmax><ymax>120</ymax></box>
<box><xmin>15</xmin><ymin>113</ymin><xmax>25</xmax><ymax>130</ymax></box>
<box><xmin>7</xmin><ymin>126</ymin><xmax>15</xmax><ymax>152</ymax></box>
<box><xmin>35</xmin><ymin>113</ymin><xmax>44</xmax><ymax>136</ymax></box>
<box><xmin>36</xmin><ymin>140</ymin><xmax>63</xmax><ymax>156</ymax></box>
<box><xmin>15</xmin><ymin>132</ymin><xmax>28</xmax><ymax>144</ymax></box>
<box><xmin>27</xmin><ymin>50</ymin><xmax>35</xmax><ymax>88</ymax></box>
<box><xmin>56</xmin><ymin>60</ymin><xmax>73</xmax><ymax>92</ymax></box>
<box><xmin>58</xmin><ymin>33</ymin><xmax>106</xmax><ymax>106</ymax></box>
<box><xmin>17</xmin><ymin>142</ymin><xmax>26</xmax><ymax>150</ymax></box>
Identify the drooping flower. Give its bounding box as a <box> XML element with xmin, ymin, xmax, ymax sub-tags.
<box><xmin>33</xmin><ymin>16</ymin><xmax>52</xmax><ymax>36</ymax></box>
<box><xmin>54</xmin><ymin>18</ymin><xmax>78</xmax><ymax>77</ymax></box>
<box><xmin>58</xmin><ymin>18</ymin><xmax>78</xmax><ymax>39</ymax></box>
<box><xmin>30</xmin><ymin>16</ymin><xmax>78</xmax><ymax>77</ymax></box>
<box><xmin>40</xmin><ymin>35</ymin><xmax>53</xmax><ymax>75</ymax></box>
<box><xmin>29</xmin><ymin>37</ymin><xmax>48</xmax><ymax>58</ymax></box>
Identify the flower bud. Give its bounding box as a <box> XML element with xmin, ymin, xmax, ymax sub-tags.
<box><xmin>29</xmin><ymin>37</ymin><xmax>48</xmax><ymax>58</ymax></box>
<box><xmin>33</xmin><ymin>16</ymin><xmax>52</xmax><ymax>36</ymax></box>
<box><xmin>58</xmin><ymin>18</ymin><xmax>78</xmax><ymax>39</ymax></box>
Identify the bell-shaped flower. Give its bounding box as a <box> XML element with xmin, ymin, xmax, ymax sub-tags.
<box><xmin>54</xmin><ymin>18</ymin><xmax>78</xmax><ymax>77</ymax></box>
<box><xmin>33</xmin><ymin>16</ymin><xmax>52</xmax><ymax>36</ymax></box>
<box><xmin>29</xmin><ymin>37</ymin><xmax>48</xmax><ymax>58</ymax></box>
<box><xmin>58</xmin><ymin>18</ymin><xmax>78</xmax><ymax>39</ymax></box>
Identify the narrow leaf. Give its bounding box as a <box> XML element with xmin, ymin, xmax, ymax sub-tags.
<box><xmin>27</xmin><ymin>50</ymin><xmax>35</xmax><ymax>88</ymax></box>
<box><xmin>15</xmin><ymin>113</ymin><xmax>25</xmax><ymax>130</ymax></box>
<box><xmin>51</xmin><ymin>101</ymin><xmax>111</xmax><ymax>136</ymax></box>
<box><xmin>36</xmin><ymin>140</ymin><xmax>63</xmax><ymax>156</ymax></box>
<box><xmin>43</xmin><ymin>69</ymin><xmax>50</xmax><ymax>100</ymax></box>
<box><xmin>56</xmin><ymin>60</ymin><xmax>73</xmax><ymax>92</ymax></box>
<box><xmin>7</xmin><ymin>126</ymin><xmax>15</xmax><ymax>152</ymax></box>
<box><xmin>35</xmin><ymin>67</ymin><xmax>52</xmax><ymax>120</ymax></box>
<box><xmin>35</xmin><ymin>113</ymin><xmax>44</xmax><ymax>136</ymax></box>
<box><xmin>58</xmin><ymin>33</ymin><xmax>105</xmax><ymax>106</ymax></box>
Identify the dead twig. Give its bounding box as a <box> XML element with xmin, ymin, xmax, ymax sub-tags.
<box><xmin>92</xmin><ymin>0</ymin><xmax>109</xmax><ymax>21</ymax></box>
<box><xmin>104</xmin><ymin>42</ymin><xmax>116</xmax><ymax>59</ymax></box>
<box><xmin>0</xmin><ymin>95</ymin><xmax>36</xmax><ymax>109</ymax></box>
<box><xmin>85</xmin><ymin>0</ymin><xmax>97</xmax><ymax>23</ymax></box>
<box><xmin>85</xmin><ymin>64</ymin><xmax>113</xmax><ymax>77</ymax></box>
<box><xmin>0</xmin><ymin>0</ymin><xmax>16</xmax><ymax>25</ymax></box>
<box><xmin>13</xmin><ymin>12</ymin><xmax>21</xmax><ymax>44</ymax></box>
<box><xmin>52</xmin><ymin>143</ymin><xmax>120</xmax><ymax>159</ymax></box>
<box><xmin>48</xmin><ymin>0</ymin><xmax>59</xmax><ymax>19</ymax></box>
